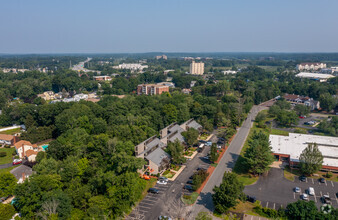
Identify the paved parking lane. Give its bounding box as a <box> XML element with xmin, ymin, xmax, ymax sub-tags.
<box><xmin>244</xmin><ymin>168</ymin><xmax>338</xmax><ymax>210</ymax></box>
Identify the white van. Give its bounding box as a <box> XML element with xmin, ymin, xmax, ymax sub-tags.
<box><xmin>308</xmin><ymin>187</ymin><xmax>315</xmax><ymax>196</ymax></box>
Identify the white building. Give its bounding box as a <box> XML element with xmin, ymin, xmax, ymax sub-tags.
<box><xmin>222</xmin><ymin>70</ymin><xmax>237</xmax><ymax>75</ymax></box>
<box><xmin>114</xmin><ymin>63</ymin><xmax>148</xmax><ymax>72</ymax></box>
<box><xmin>295</xmin><ymin>72</ymin><xmax>335</xmax><ymax>82</ymax></box>
<box><xmin>296</xmin><ymin>63</ymin><xmax>326</xmax><ymax>71</ymax></box>
<box><xmin>190</xmin><ymin>61</ymin><xmax>204</xmax><ymax>75</ymax></box>
<box><xmin>269</xmin><ymin>133</ymin><xmax>338</xmax><ymax>171</ymax></box>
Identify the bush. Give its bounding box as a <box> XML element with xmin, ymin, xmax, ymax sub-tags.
<box><xmin>192</xmin><ymin>169</ymin><xmax>209</xmax><ymax>190</ymax></box>
<box><xmin>183</xmin><ymin>194</ymin><xmax>191</xmax><ymax>200</ymax></box>
<box><xmin>4</xmin><ymin>145</ymin><xmax>11</xmax><ymax>148</ymax></box>
<box><xmin>253</xmin><ymin>205</ymin><xmax>285</xmax><ymax>218</ymax></box>
<box><xmin>0</xmin><ymin>152</ymin><xmax>7</xmax><ymax>157</ymax></box>
<box><xmin>326</xmin><ymin>172</ymin><xmax>333</xmax><ymax>178</ymax></box>
<box><xmin>162</xmin><ymin>170</ymin><xmax>170</xmax><ymax>176</ymax></box>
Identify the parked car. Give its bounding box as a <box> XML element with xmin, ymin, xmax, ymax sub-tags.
<box><xmin>247</xmin><ymin>196</ymin><xmax>256</xmax><ymax>203</ymax></box>
<box><xmin>189</xmin><ymin>175</ymin><xmax>194</xmax><ymax>180</ymax></box>
<box><xmin>301</xmin><ymin>193</ymin><xmax>309</xmax><ymax>200</ymax></box>
<box><xmin>187</xmin><ymin>180</ymin><xmax>193</xmax><ymax>185</ymax></box>
<box><xmin>319</xmin><ymin>178</ymin><xmax>325</xmax><ymax>183</ymax></box>
<box><xmin>199</xmin><ymin>140</ymin><xmax>207</xmax><ymax>144</ymax></box>
<box><xmin>308</xmin><ymin>187</ymin><xmax>315</xmax><ymax>196</ymax></box>
<box><xmin>299</xmin><ymin>176</ymin><xmax>306</xmax><ymax>182</ymax></box>
<box><xmin>183</xmin><ymin>184</ymin><xmax>193</xmax><ymax>191</ymax></box>
<box><xmin>158</xmin><ymin>216</ymin><xmax>172</xmax><ymax>220</ymax></box>
<box><xmin>205</xmin><ymin>141</ymin><xmax>212</xmax><ymax>146</ymax></box>
<box><xmin>157</xmin><ymin>180</ymin><xmax>168</xmax><ymax>185</ymax></box>
<box><xmin>159</xmin><ymin>177</ymin><xmax>168</xmax><ymax>182</ymax></box>
<box><xmin>197</xmin><ymin>167</ymin><xmax>207</xmax><ymax>171</ymax></box>
<box><xmin>12</xmin><ymin>159</ymin><xmax>22</xmax><ymax>165</ymax></box>
<box><xmin>321</xmin><ymin>195</ymin><xmax>332</xmax><ymax>204</ymax></box>
<box><xmin>294</xmin><ymin>187</ymin><xmax>301</xmax><ymax>193</ymax></box>
<box><xmin>202</xmin><ymin>156</ymin><xmax>209</xmax><ymax>160</ymax></box>
<box><xmin>148</xmin><ymin>188</ymin><xmax>159</xmax><ymax>194</ymax></box>
<box><xmin>336</xmin><ymin>192</ymin><xmax>338</xmax><ymax>198</ymax></box>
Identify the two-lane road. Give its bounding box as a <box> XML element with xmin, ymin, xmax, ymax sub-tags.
<box><xmin>190</xmin><ymin>105</ymin><xmax>267</xmax><ymax>218</ymax></box>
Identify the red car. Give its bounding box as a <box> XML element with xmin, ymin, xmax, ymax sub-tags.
<box><xmin>299</xmin><ymin>116</ymin><xmax>305</xmax><ymax>119</ymax></box>
<box><xmin>13</xmin><ymin>159</ymin><xmax>22</xmax><ymax>165</ymax></box>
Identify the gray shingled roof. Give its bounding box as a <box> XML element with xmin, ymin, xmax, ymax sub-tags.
<box><xmin>168</xmin><ymin>131</ymin><xmax>185</xmax><ymax>143</ymax></box>
<box><xmin>187</xmin><ymin>120</ymin><xmax>202</xmax><ymax>130</ymax></box>
<box><xmin>145</xmin><ymin>148</ymin><xmax>170</xmax><ymax>166</ymax></box>
<box><xmin>169</xmin><ymin>124</ymin><xmax>184</xmax><ymax>133</ymax></box>
<box><xmin>141</xmin><ymin>138</ymin><xmax>165</xmax><ymax>156</ymax></box>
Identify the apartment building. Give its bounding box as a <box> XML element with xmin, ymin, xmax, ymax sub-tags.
<box><xmin>296</xmin><ymin>63</ymin><xmax>326</xmax><ymax>71</ymax></box>
<box><xmin>283</xmin><ymin>93</ymin><xmax>320</xmax><ymax>110</ymax></box>
<box><xmin>190</xmin><ymin>61</ymin><xmax>204</xmax><ymax>75</ymax></box>
<box><xmin>137</xmin><ymin>83</ymin><xmax>169</xmax><ymax>95</ymax></box>
<box><xmin>135</xmin><ymin>119</ymin><xmax>202</xmax><ymax>174</ymax></box>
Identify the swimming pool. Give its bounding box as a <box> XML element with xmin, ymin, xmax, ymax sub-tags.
<box><xmin>42</xmin><ymin>144</ymin><xmax>49</xmax><ymax>151</ymax></box>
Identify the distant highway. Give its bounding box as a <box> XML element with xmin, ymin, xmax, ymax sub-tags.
<box><xmin>71</xmin><ymin>57</ymin><xmax>93</xmax><ymax>72</ymax></box>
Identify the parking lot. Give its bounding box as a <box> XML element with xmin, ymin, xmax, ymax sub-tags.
<box><xmin>244</xmin><ymin>168</ymin><xmax>338</xmax><ymax>210</ymax></box>
<box><xmin>127</xmin><ymin>145</ymin><xmax>212</xmax><ymax>220</ymax></box>
<box><xmin>128</xmin><ymin>181</ymin><xmax>174</xmax><ymax>220</ymax></box>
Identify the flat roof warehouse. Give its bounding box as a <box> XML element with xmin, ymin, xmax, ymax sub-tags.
<box><xmin>269</xmin><ymin>133</ymin><xmax>338</xmax><ymax>169</ymax></box>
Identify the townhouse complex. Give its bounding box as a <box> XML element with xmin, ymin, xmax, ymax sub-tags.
<box><xmin>135</xmin><ymin>119</ymin><xmax>202</xmax><ymax>174</ymax></box>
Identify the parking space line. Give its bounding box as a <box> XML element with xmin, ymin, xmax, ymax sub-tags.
<box><xmin>273</xmin><ymin>203</ymin><xmax>276</xmax><ymax>210</ymax></box>
<box><xmin>325</xmin><ymin>181</ymin><xmax>327</xmax><ymax>186</ymax></box>
<box><xmin>331</xmin><ymin>181</ymin><xmax>334</xmax><ymax>187</ymax></box>
<box><xmin>266</xmin><ymin>202</ymin><xmax>269</xmax><ymax>208</ymax></box>
<box><xmin>293</xmin><ymin>192</ymin><xmax>295</xmax><ymax>199</ymax></box>
<box><xmin>311</xmin><ymin>178</ymin><xmax>314</xmax><ymax>184</ymax></box>
<box><xmin>336</xmin><ymin>196</ymin><xmax>338</xmax><ymax>204</ymax></box>
<box><xmin>306</xmin><ymin>178</ymin><xmax>308</xmax><ymax>183</ymax></box>
<box><xmin>320</xmin><ymin>191</ymin><xmax>322</xmax><ymax>197</ymax></box>
<box><xmin>314</xmin><ymin>194</ymin><xmax>317</xmax><ymax>203</ymax></box>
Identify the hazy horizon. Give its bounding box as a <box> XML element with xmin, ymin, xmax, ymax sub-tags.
<box><xmin>1</xmin><ymin>0</ymin><xmax>338</xmax><ymax>53</ymax></box>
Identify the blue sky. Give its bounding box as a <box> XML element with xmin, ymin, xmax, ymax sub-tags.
<box><xmin>1</xmin><ymin>0</ymin><xmax>338</xmax><ymax>53</ymax></box>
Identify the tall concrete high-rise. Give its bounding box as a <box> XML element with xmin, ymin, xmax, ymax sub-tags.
<box><xmin>190</xmin><ymin>61</ymin><xmax>204</xmax><ymax>75</ymax></box>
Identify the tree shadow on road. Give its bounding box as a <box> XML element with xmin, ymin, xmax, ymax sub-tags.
<box><xmin>195</xmin><ymin>191</ymin><xmax>214</xmax><ymax>212</ymax></box>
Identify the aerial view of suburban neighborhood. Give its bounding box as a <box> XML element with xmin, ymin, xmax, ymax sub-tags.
<box><xmin>0</xmin><ymin>1</ymin><xmax>337</xmax><ymax>220</ymax></box>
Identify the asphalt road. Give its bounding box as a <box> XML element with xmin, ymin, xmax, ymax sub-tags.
<box><xmin>190</xmin><ymin>105</ymin><xmax>267</xmax><ymax>218</ymax></box>
<box><xmin>0</xmin><ymin>162</ymin><xmax>13</xmax><ymax>169</ymax></box>
<box><xmin>244</xmin><ymin>168</ymin><xmax>338</xmax><ymax>209</ymax></box>
<box><xmin>127</xmin><ymin>145</ymin><xmax>211</xmax><ymax>220</ymax></box>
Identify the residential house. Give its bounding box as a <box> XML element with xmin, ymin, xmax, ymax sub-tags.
<box><xmin>283</xmin><ymin>94</ymin><xmax>320</xmax><ymax>110</ymax></box>
<box><xmin>0</xmin><ymin>134</ymin><xmax>18</xmax><ymax>146</ymax></box>
<box><xmin>135</xmin><ymin>136</ymin><xmax>170</xmax><ymax>175</ymax></box>
<box><xmin>14</xmin><ymin>140</ymin><xmax>41</xmax><ymax>162</ymax></box>
<box><xmin>37</xmin><ymin>91</ymin><xmax>56</xmax><ymax>101</ymax></box>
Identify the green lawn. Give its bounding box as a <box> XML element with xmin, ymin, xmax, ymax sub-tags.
<box><xmin>270</xmin><ymin>128</ymin><xmax>289</xmax><ymax>136</ymax></box>
<box><xmin>0</xmin><ymin>148</ymin><xmax>16</xmax><ymax>165</ymax></box>
<box><xmin>0</xmin><ymin>128</ymin><xmax>21</xmax><ymax>135</ymax></box>
<box><xmin>181</xmin><ymin>192</ymin><xmax>199</xmax><ymax>205</ymax></box>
